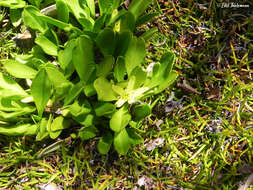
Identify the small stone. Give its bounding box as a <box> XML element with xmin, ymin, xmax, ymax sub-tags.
<box><xmin>41</xmin><ymin>183</ymin><xmax>61</xmax><ymax>190</ymax></box>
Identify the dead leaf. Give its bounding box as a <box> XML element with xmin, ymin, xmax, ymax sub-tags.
<box><xmin>145</xmin><ymin>138</ymin><xmax>165</xmax><ymax>151</ymax></box>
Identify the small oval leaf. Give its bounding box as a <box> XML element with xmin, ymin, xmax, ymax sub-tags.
<box><xmin>31</xmin><ymin>69</ymin><xmax>51</xmax><ymax>117</ymax></box>
<box><xmin>79</xmin><ymin>126</ymin><xmax>98</xmax><ymax>141</ymax></box>
<box><xmin>114</xmin><ymin>128</ymin><xmax>131</xmax><ymax>155</ymax></box>
<box><xmin>98</xmin><ymin>132</ymin><xmax>113</xmax><ymax>154</ymax></box>
<box><xmin>132</xmin><ymin>103</ymin><xmax>151</xmax><ymax>121</ymax></box>
<box><xmin>110</xmin><ymin>105</ymin><xmax>131</xmax><ymax>132</ymax></box>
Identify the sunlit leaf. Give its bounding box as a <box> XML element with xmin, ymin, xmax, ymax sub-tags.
<box><xmin>23</xmin><ymin>6</ymin><xmax>48</xmax><ymax>32</ymax></box>
<box><xmin>94</xmin><ymin>77</ymin><xmax>118</xmax><ymax>101</ymax></box>
<box><xmin>0</xmin><ymin>73</ymin><xmax>28</xmax><ymax>98</ymax></box>
<box><xmin>0</xmin><ymin>123</ymin><xmax>38</xmax><ymax>136</ymax></box>
<box><xmin>31</xmin><ymin>69</ymin><xmax>51</xmax><ymax>117</ymax></box>
<box><xmin>3</xmin><ymin>59</ymin><xmax>37</xmax><ymax>79</ymax></box>
<box><xmin>0</xmin><ymin>0</ymin><xmax>26</xmax><ymax>8</ymax></box>
<box><xmin>35</xmin><ymin>35</ymin><xmax>58</xmax><ymax>56</ymax></box>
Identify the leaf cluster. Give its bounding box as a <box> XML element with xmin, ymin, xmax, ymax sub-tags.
<box><xmin>0</xmin><ymin>0</ymin><xmax>177</xmax><ymax>155</ymax></box>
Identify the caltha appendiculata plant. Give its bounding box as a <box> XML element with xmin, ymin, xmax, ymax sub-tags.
<box><xmin>0</xmin><ymin>0</ymin><xmax>177</xmax><ymax>155</ymax></box>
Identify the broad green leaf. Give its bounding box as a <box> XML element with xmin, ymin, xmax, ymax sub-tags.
<box><xmin>128</xmin><ymin>0</ymin><xmax>153</xmax><ymax>20</ymax></box>
<box><xmin>113</xmin><ymin>57</ymin><xmax>127</xmax><ymax>82</ymax></box>
<box><xmin>96</xmin><ymin>55</ymin><xmax>114</xmax><ymax>77</ymax></box>
<box><xmin>23</xmin><ymin>6</ymin><xmax>48</xmax><ymax>33</ymax></box>
<box><xmin>110</xmin><ymin>105</ymin><xmax>131</xmax><ymax>132</ymax></box>
<box><xmin>115</xmin><ymin>31</ymin><xmax>132</xmax><ymax>56</ymax></box>
<box><xmin>94</xmin><ymin>102</ymin><xmax>116</xmax><ymax>117</ymax></box>
<box><xmin>69</xmin><ymin>100</ymin><xmax>92</xmax><ymax>117</ymax></box>
<box><xmin>132</xmin><ymin>103</ymin><xmax>151</xmax><ymax>121</ymax></box>
<box><xmin>114</xmin><ymin>128</ymin><xmax>131</xmax><ymax>155</ymax></box>
<box><xmin>64</xmin><ymin>81</ymin><xmax>84</xmax><ymax>105</ymax></box>
<box><xmin>94</xmin><ymin>77</ymin><xmax>118</xmax><ymax>101</ymax></box>
<box><xmin>56</xmin><ymin>0</ymin><xmax>69</xmax><ymax>23</ymax></box>
<box><xmin>50</xmin><ymin>116</ymin><xmax>71</xmax><ymax>132</ymax></box>
<box><xmin>35</xmin><ymin>35</ymin><xmax>58</xmax><ymax>56</ymax></box>
<box><xmin>126</xmin><ymin>128</ymin><xmax>143</xmax><ymax>145</ymax></box>
<box><xmin>98</xmin><ymin>132</ymin><xmax>113</xmax><ymax>154</ymax></box>
<box><xmin>0</xmin><ymin>123</ymin><xmax>38</xmax><ymax>136</ymax></box>
<box><xmin>96</xmin><ymin>28</ymin><xmax>116</xmax><ymax>56</ymax></box>
<box><xmin>72</xmin><ymin>36</ymin><xmax>96</xmax><ymax>84</ymax></box>
<box><xmin>31</xmin><ymin>69</ymin><xmax>51</xmax><ymax>117</ymax></box>
<box><xmin>10</xmin><ymin>8</ymin><xmax>22</xmax><ymax>27</ymax></box>
<box><xmin>3</xmin><ymin>60</ymin><xmax>37</xmax><ymax>79</ymax></box>
<box><xmin>0</xmin><ymin>0</ymin><xmax>26</xmax><ymax>8</ymax></box>
<box><xmin>125</xmin><ymin>36</ymin><xmax>146</xmax><ymax>75</ymax></box>
<box><xmin>79</xmin><ymin>126</ymin><xmax>98</xmax><ymax>141</ymax></box>
<box><xmin>0</xmin><ymin>73</ymin><xmax>27</xmax><ymax>97</ymax></box>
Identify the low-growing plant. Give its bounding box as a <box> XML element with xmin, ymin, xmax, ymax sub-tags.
<box><xmin>0</xmin><ymin>0</ymin><xmax>178</xmax><ymax>155</ymax></box>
